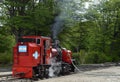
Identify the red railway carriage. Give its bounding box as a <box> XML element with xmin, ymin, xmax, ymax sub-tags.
<box><xmin>12</xmin><ymin>36</ymin><xmax>75</xmax><ymax>79</ymax></box>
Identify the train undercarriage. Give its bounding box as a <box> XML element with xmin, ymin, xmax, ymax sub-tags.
<box><xmin>32</xmin><ymin>62</ymin><xmax>75</xmax><ymax>80</ymax></box>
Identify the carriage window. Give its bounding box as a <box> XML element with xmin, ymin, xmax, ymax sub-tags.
<box><xmin>18</xmin><ymin>45</ymin><xmax>27</xmax><ymax>52</ymax></box>
<box><xmin>37</xmin><ymin>39</ymin><xmax>40</xmax><ymax>44</ymax></box>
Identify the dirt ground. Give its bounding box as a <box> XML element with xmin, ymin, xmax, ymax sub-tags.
<box><xmin>0</xmin><ymin>66</ymin><xmax>120</xmax><ymax>82</ymax></box>
<box><xmin>35</xmin><ymin>66</ymin><xmax>120</xmax><ymax>82</ymax></box>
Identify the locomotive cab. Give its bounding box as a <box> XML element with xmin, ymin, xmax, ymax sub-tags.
<box><xmin>13</xmin><ymin>36</ymin><xmax>52</xmax><ymax>78</ymax></box>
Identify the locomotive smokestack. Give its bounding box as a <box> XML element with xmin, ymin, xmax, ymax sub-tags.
<box><xmin>52</xmin><ymin>38</ymin><xmax>61</xmax><ymax>49</ymax></box>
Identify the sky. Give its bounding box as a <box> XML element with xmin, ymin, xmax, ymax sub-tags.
<box><xmin>84</xmin><ymin>0</ymin><xmax>100</xmax><ymax>9</ymax></box>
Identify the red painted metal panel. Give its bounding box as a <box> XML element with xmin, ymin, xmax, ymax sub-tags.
<box><xmin>12</xmin><ymin>66</ymin><xmax>33</xmax><ymax>78</ymax></box>
<box><xmin>62</xmin><ymin>49</ymin><xmax>72</xmax><ymax>64</ymax></box>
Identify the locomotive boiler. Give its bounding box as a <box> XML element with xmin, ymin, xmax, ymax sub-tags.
<box><xmin>12</xmin><ymin>36</ymin><xmax>75</xmax><ymax>79</ymax></box>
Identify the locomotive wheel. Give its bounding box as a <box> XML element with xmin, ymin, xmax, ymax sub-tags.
<box><xmin>39</xmin><ymin>73</ymin><xmax>44</xmax><ymax>79</ymax></box>
<box><xmin>61</xmin><ymin>64</ymin><xmax>70</xmax><ymax>75</ymax></box>
<box><xmin>71</xmin><ymin>64</ymin><xmax>75</xmax><ymax>72</ymax></box>
<box><xmin>44</xmin><ymin>68</ymin><xmax>49</xmax><ymax>78</ymax></box>
<box><xmin>32</xmin><ymin>70</ymin><xmax>38</xmax><ymax>81</ymax></box>
<box><xmin>38</xmin><ymin>69</ymin><xmax>44</xmax><ymax>79</ymax></box>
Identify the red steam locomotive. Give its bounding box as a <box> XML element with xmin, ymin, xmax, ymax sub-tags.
<box><xmin>12</xmin><ymin>36</ymin><xmax>75</xmax><ymax>79</ymax></box>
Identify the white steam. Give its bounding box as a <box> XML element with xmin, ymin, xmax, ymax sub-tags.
<box><xmin>49</xmin><ymin>57</ymin><xmax>62</xmax><ymax>77</ymax></box>
<box><xmin>52</xmin><ymin>0</ymin><xmax>84</xmax><ymax>39</ymax></box>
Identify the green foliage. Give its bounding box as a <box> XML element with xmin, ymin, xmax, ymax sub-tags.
<box><xmin>1</xmin><ymin>0</ymin><xmax>120</xmax><ymax>64</ymax></box>
<box><xmin>72</xmin><ymin>53</ymin><xmax>80</xmax><ymax>65</ymax></box>
<box><xmin>1</xmin><ymin>0</ymin><xmax>55</xmax><ymax>39</ymax></box>
<box><xmin>0</xmin><ymin>27</ymin><xmax>15</xmax><ymax>64</ymax></box>
<box><xmin>73</xmin><ymin>50</ymin><xmax>87</xmax><ymax>64</ymax></box>
<box><xmin>0</xmin><ymin>27</ymin><xmax>15</xmax><ymax>52</ymax></box>
<box><xmin>25</xmin><ymin>0</ymin><xmax>55</xmax><ymax>35</ymax></box>
<box><xmin>59</xmin><ymin>0</ymin><xmax>120</xmax><ymax>63</ymax></box>
<box><xmin>85</xmin><ymin>51</ymin><xmax>112</xmax><ymax>64</ymax></box>
<box><xmin>0</xmin><ymin>53</ymin><xmax>12</xmax><ymax>64</ymax></box>
<box><xmin>0</xmin><ymin>35</ymin><xmax>15</xmax><ymax>64</ymax></box>
<box><xmin>79</xmin><ymin>50</ymin><xmax>86</xmax><ymax>64</ymax></box>
<box><xmin>73</xmin><ymin>51</ymin><xmax>112</xmax><ymax>64</ymax></box>
<box><xmin>0</xmin><ymin>0</ymin><xmax>55</xmax><ymax>64</ymax></box>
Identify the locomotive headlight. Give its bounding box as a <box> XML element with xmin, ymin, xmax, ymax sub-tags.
<box><xmin>18</xmin><ymin>45</ymin><xmax>27</xmax><ymax>52</ymax></box>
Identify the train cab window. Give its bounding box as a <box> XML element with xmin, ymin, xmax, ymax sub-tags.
<box><xmin>18</xmin><ymin>38</ymin><xmax>35</xmax><ymax>43</ymax></box>
<box><xmin>36</xmin><ymin>39</ymin><xmax>40</xmax><ymax>44</ymax></box>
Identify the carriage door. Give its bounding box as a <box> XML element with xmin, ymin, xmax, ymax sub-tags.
<box><xmin>43</xmin><ymin>39</ymin><xmax>50</xmax><ymax>64</ymax></box>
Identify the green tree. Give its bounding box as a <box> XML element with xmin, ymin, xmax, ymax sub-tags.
<box><xmin>0</xmin><ymin>26</ymin><xmax>15</xmax><ymax>64</ymax></box>
<box><xmin>59</xmin><ymin>0</ymin><xmax>120</xmax><ymax>63</ymax></box>
<box><xmin>84</xmin><ymin>0</ymin><xmax>120</xmax><ymax>62</ymax></box>
<box><xmin>1</xmin><ymin>0</ymin><xmax>55</xmax><ymax>41</ymax></box>
<box><xmin>0</xmin><ymin>0</ymin><xmax>55</xmax><ymax>64</ymax></box>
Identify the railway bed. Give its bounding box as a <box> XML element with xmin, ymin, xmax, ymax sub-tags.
<box><xmin>0</xmin><ymin>62</ymin><xmax>119</xmax><ymax>82</ymax></box>
<box><xmin>0</xmin><ymin>75</ymin><xmax>33</xmax><ymax>82</ymax></box>
<box><xmin>0</xmin><ymin>72</ymin><xmax>32</xmax><ymax>82</ymax></box>
<box><xmin>77</xmin><ymin>62</ymin><xmax>120</xmax><ymax>72</ymax></box>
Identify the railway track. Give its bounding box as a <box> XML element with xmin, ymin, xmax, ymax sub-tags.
<box><xmin>0</xmin><ymin>62</ymin><xmax>119</xmax><ymax>82</ymax></box>
<box><xmin>0</xmin><ymin>74</ymin><xmax>33</xmax><ymax>82</ymax></box>
<box><xmin>77</xmin><ymin>62</ymin><xmax>120</xmax><ymax>72</ymax></box>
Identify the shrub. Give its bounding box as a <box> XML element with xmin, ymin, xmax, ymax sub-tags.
<box><xmin>85</xmin><ymin>51</ymin><xmax>112</xmax><ymax>64</ymax></box>
<box><xmin>0</xmin><ymin>52</ymin><xmax>12</xmax><ymax>65</ymax></box>
<box><xmin>0</xmin><ymin>35</ymin><xmax>15</xmax><ymax>65</ymax></box>
<box><xmin>72</xmin><ymin>53</ymin><xmax>80</xmax><ymax>65</ymax></box>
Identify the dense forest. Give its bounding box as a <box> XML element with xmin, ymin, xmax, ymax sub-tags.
<box><xmin>0</xmin><ymin>0</ymin><xmax>120</xmax><ymax>64</ymax></box>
